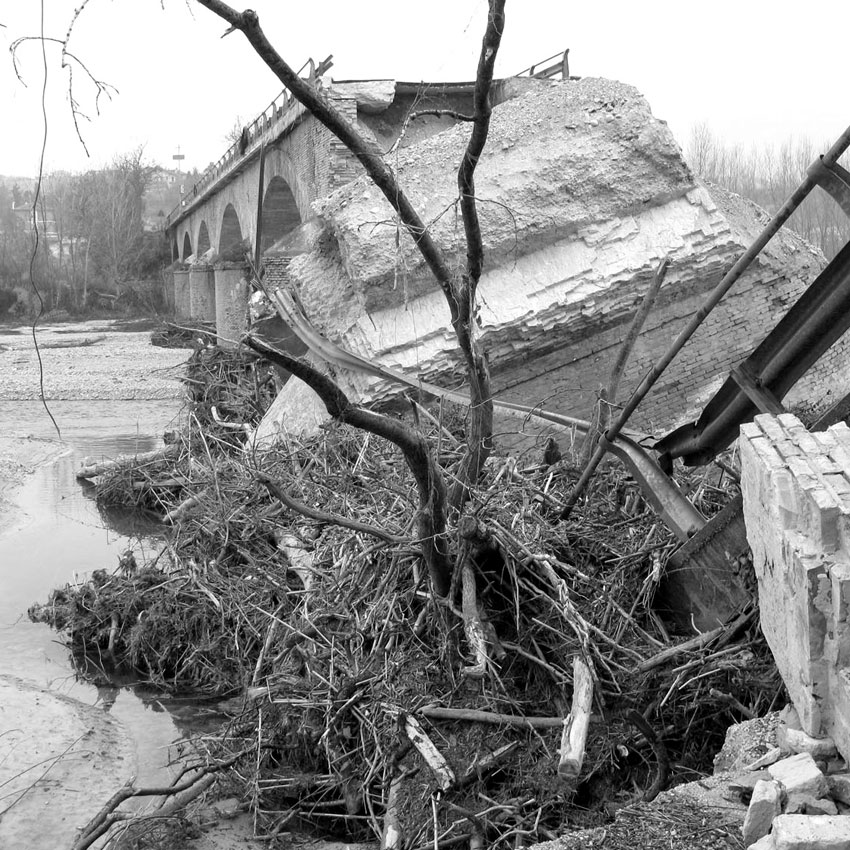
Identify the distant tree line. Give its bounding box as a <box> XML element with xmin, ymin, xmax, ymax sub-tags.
<box><xmin>0</xmin><ymin>147</ymin><xmax>171</xmax><ymax>318</ymax></box>
<box><xmin>686</xmin><ymin>123</ymin><xmax>850</xmax><ymax>260</ymax></box>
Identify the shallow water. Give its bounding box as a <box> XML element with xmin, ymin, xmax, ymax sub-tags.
<box><xmin>0</xmin><ymin>399</ymin><xmax>220</xmax><ymax>786</ymax></box>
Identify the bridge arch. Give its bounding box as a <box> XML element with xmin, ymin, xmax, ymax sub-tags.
<box><xmin>181</xmin><ymin>232</ymin><xmax>192</xmax><ymax>261</ymax></box>
<box><xmin>197</xmin><ymin>221</ymin><xmax>211</xmax><ymax>257</ymax></box>
<box><xmin>261</xmin><ymin>176</ymin><xmax>301</xmax><ymax>253</ymax></box>
<box><xmin>219</xmin><ymin>204</ymin><xmax>244</xmax><ymax>255</ymax></box>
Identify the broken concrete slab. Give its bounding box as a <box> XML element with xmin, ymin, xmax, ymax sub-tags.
<box><xmin>767</xmin><ymin>753</ymin><xmax>828</xmax><ymax>800</ymax></box>
<box><xmin>828</xmin><ymin>773</ymin><xmax>850</xmax><ymax>805</ymax></box>
<box><xmin>255</xmin><ymin>78</ymin><xmax>846</xmax><ymax>448</ymax></box>
<box><xmin>742</xmin><ymin>779</ymin><xmax>783</xmax><ymax>846</ymax></box>
<box><xmin>771</xmin><ymin>814</ymin><xmax>850</xmax><ymax>849</ymax></box>
<box><xmin>785</xmin><ymin>795</ymin><xmax>839</xmax><ymax>815</ymax></box>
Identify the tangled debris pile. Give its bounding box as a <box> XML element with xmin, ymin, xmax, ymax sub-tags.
<box><xmin>32</xmin><ymin>345</ymin><xmax>780</xmax><ymax>847</ymax></box>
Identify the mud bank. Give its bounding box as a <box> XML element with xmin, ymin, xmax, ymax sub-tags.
<box><xmin>0</xmin><ymin>675</ymin><xmax>137</xmax><ymax>849</ymax></box>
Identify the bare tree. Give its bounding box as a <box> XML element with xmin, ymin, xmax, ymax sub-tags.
<box><xmin>192</xmin><ymin>0</ymin><xmax>506</xmax><ymax>596</ymax></box>
<box><xmin>686</xmin><ymin>125</ymin><xmax>850</xmax><ymax>260</ymax></box>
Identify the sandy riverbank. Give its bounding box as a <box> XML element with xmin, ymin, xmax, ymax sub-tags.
<box><xmin>0</xmin><ymin>320</ymin><xmax>187</xmax><ymax>847</ymax></box>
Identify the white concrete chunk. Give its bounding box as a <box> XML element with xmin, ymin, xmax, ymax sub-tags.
<box><xmin>767</xmin><ymin>752</ymin><xmax>828</xmax><ymax>799</ymax></box>
<box><xmin>747</xmin><ymin>747</ymin><xmax>783</xmax><ymax>770</ymax></box>
<box><xmin>771</xmin><ymin>814</ymin><xmax>850</xmax><ymax>849</ymax></box>
<box><xmin>781</xmin><ymin>727</ymin><xmax>838</xmax><ymax>759</ymax></box>
<box><xmin>742</xmin><ymin>779</ymin><xmax>783</xmax><ymax>846</ymax></box>
<box><xmin>747</xmin><ymin>833</ymin><xmax>776</xmax><ymax>850</ymax></box>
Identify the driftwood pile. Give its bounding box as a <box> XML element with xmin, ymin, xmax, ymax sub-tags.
<box><xmin>33</xmin><ymin>346</ymin><xmax>781</xmax><ymax>848</ymax></box>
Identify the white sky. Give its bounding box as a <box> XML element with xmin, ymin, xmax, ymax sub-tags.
<box><xmin>1</xmin><ymin>0</ymin><xmax>848</xmax><ymax>178</ymax></box>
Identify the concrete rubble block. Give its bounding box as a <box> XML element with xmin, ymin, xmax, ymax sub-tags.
<box><xmin>767</xmin><ymin>753</ymin><xmax>828</xmax><ymax>800</ymax></box>
<box><xmin>829</xmin><ymin>772</ymin><xmax>850</xmax><ymax>805</ymax></box>
<box><xmin>770</xmin><ymin>814</ymin><xmax>850</xmax><ymax>849</ymax></box>
<box><xmin>730</xmin><ymin>770</ymin><xmax>775</xmax><ymax>799</ymax></box>
<box><xmin>779</xmin><ymin>727</ymin><xmax>838</xmax><ymax>759</ymax></box>
<box><xmin>747</xmin><ymin>747</ymin><xmax>784</xmax><ymax>770</ymax></box>
<box><xmin>742</xmin><ymin>779</ymin><xmax>783</xmax><ymax>846</ymax></box>
<box><xmin>798</xmin><ymin>795</ymin><xmax>838</xmax><ymax>815</ymax></box>
<box><xmin>747</xmin><ymin>834</ymin><xmax>777</xmax><ymax>850</ymax></box>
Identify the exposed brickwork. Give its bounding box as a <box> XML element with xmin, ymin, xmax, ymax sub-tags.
<box><xmin>740</xmin><ymin>413</ymin><xmax>850</xmax><ymax>761</ymax></box>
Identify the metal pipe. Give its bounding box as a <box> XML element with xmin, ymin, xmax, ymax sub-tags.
<box><xmin>560</xmin><ymin>122</ymin><xmax>850</xmax><ymax>520</ymax></box>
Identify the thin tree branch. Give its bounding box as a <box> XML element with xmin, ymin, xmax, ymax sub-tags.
<box><xmin>245</xmin><ymin>334</ymin><xmax>451</xmax><ymax>596</ymax></box>
<box><xmin>258</xmin><ymin>473</ymin><xmax>408</xmax><ymax>545</ymax></box>
<box><xmin>193</xmin><ymin>0</ymin><xmax>460</xmax><ymax>318</ymax></box>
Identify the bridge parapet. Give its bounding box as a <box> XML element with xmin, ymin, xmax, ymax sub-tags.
<box><xmin>166</xmin><ymin>56</ymin><xmax>333</xmax><ymax>231</ymax></box>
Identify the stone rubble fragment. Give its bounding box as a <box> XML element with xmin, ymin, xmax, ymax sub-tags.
<box><xmin>830</xmin><ymin>774</ymin><xmax>850</xmax><ymax>806</ymax></box>
<box><xmin>746</xmin><ymin>833</ymin><xmax>776</xmax><ymax>850</ymax></box>
<box><xmin>743</xmin><ymin>779</ymin><xmax>783</xmax><ymax>846</ymax></box>
<box><xmin>746</xmin><ymin>747</ymin><xmax>784</xmax><ymax>771</ymax></box>
<box><xmin>771</xmin><ymin>814</ymin><xmax>850</xmax><ymax>849</ymax></box>
<box><xmin>767</xmin><ymin>753</ymin><xmax>829</xmax><ymax>800</ymax></box>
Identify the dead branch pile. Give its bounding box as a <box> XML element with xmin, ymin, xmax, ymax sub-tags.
<box><xmin>34</xmin><ymin>348</ymin><xmax>779</xmax><ymax>847</ymax></box>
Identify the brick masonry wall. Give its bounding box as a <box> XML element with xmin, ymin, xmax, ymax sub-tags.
<box><xmin>493</xmin><ymin>264</ymin><xmax>850</xmax><ymax>434</ymax></box>
<box><xmin>740</xmin><ymin>413</ymin><xmax>850</xmax><ymax>761</ymax></box>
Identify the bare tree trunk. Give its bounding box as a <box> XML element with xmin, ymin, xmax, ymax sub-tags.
<box><xmin>246</xmin><ymin>334</ymin><xmax>452</xmax><ymax>597</ymax></box>
<box><xmin>194</xmin><ymin>0</ymin><xmax>505</xmax><ymax>510</ymax></box>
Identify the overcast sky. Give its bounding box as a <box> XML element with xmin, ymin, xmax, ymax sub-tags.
<box><xmin>2</xmin><ymin>1</ymin><xmax>848</xmax><ymax>179</ymax></box>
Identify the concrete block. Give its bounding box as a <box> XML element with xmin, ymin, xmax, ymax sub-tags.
<box><xmin>747</xmin><ymin>834</ymin><xmax>776</xmax><ymax>850</ymax></box>
<box><xmin>829</xmin><ymin>773</ymin><xmax>850</xmax><ymax>805</ymax></box>
<box><xmin>771</xmin><ymin>814</ymin><xmax>850</xmax><ymax>849</ymax></box>
<box><xmin>747</xmin><ymin>747</ymin><xmax>784</xmax><ymax>770</ymax></box>
<box><xmin>803</xmin><ymin>796</ymin><xmax>838</xmax><ymax>815</ymax></box>
<box><xmin>767</xmin><ymin>753</ymin><xmax>828</xmax><ymax>799</ymax></box>
<box><xmin>742</xmin><ymin>779</ymin><xmax>783</xmax><ymax>846</ymax></box>
<box><xmin>779</xmin><ymin>727</ymin><xmax>838</xmax><ymax>759</ymax></box>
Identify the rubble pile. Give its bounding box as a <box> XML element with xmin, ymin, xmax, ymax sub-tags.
<box><xmin>731</xmin><ymin>707</ymin><xmax>850</xmax><ymax>849</ymax></box>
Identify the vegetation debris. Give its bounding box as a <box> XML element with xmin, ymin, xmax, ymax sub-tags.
<box><xmin>32</xmin><ymin>344</ymin><xmax>779</xmax><ymax>848</ymax></box>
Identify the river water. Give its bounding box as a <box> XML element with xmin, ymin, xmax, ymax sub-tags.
<box><xmin>0</xmin><ymin>399</ymin><xmax>219</xmax><ymax>786</ymax></box>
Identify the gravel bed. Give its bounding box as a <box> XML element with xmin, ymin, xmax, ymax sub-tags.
<box><xmin>0</xmin><ymin>319</ymin><xmax>189</xmax><ymax>400</ymax></box>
